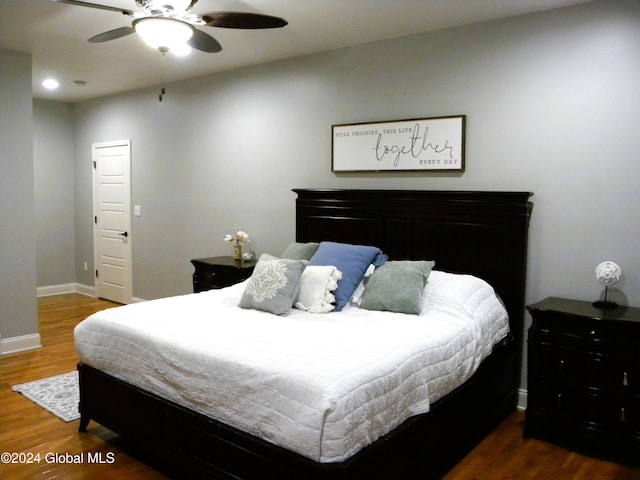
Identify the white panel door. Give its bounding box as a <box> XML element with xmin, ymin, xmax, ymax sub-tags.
<box><xmin>92</xmin><ymin>140</ymin><xmax>132</xmax><ymax>304</ymax></box>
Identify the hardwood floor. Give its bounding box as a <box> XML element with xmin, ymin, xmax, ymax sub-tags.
<box><xmin>0</xmin><ymin>294</ymin><xmax>169</xmax><ymax>480</ymax></box>
<box><xmin>1</xmin><ymin>293</ymin><xmax>639</xmax><ymax>479</ymax></box>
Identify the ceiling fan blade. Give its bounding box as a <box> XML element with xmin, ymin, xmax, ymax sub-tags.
<box><xmin>200</xmin><ymin>12</ymin><xmax>287</xmax><ymax>29</ymax></box>
<box><xmin>188</xmin><ymin>29</ymin><xmax>222</xmax><ymax>53</ymax></box>
<box><xmin>51</xmin><ymin>0</ymin><xmax>136</xmax><ymax>16</ymax></box>
<box><xmin>89</xmin><ymin>26</ymin><xmax>136</xmax><ymax>43</ymax></box>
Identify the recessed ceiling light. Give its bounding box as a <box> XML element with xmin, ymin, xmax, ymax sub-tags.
<box><xmin>42</xmin><ymin>78</ymin><xmax>59</xmax><ymax>89</ymax></box>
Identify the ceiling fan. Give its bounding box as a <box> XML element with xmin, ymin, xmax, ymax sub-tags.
<box><xmin>51</xmin><ymin>0</ymin><xmax>288</xmax><ymax>54</ymax></box>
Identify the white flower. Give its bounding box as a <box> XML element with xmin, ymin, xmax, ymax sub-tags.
<box><xmin>224</xmin><ymin>229</ymin><xmax>250</xmax><ymax>245</ymax></box>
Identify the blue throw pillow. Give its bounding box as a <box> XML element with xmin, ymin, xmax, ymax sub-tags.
<box><xmin>308</xmin><ymin>242</ymin><xmax>387</xmax><ymax>311</ymax></box>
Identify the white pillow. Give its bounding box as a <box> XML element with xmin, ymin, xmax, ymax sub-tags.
<box><xmin>350</xmin><ymin>264</ymin><xmax>376</xmax><ymax>306</ymax></box>
<box><xmin>295</xmin><ymin>266</ymin><xmax>342</xmax><ymax>313</ymax></box>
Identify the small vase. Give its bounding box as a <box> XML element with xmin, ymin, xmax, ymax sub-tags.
<box><xmin>233</xmin><ymin>244</ymin><xmax>242</xmax><ymax>261</ymax></box>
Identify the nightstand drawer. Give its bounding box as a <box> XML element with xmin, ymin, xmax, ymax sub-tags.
<box><xmin>538</xmin><ymin>379</ymin><xmax>625</xmax><ymax>427</ymax></box>
<box><xmin>538</xmin><ymin>322</ymin><xmax>625</xmax><ymax>355</ymax></box>
<box><xmin>191</xmin><ymin>256</ymin><xmax>256</xmax><ymax>292</ymax></box>
<box><xmin>630</xmin><ymin>360</ymin><xmax>640</xmax><ymax>394</ymax></box>
<box><xmin>193</xmin><ymin>275</ymin><xmax>233</xmax><ymax>290</ymax></box>
<box><xmin>538</xmin><ymin>345</ymin><xmax>625</xmax><ymax>390</ymax></box>
<box><xmin>195</xmin><ymin>270</ymin><xmax>234</xmax><ymax>286</ymax></box>
<box><xmin>627</xmin><ymin>394</ymin><xmax>640</xmax><ymax>431</ymax></box>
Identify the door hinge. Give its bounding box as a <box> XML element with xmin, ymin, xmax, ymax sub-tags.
<box><xmin>93</xmin><ymin>160</ymin><xmax>97</xmax><ymax>169</ymax></box>
<box><xmin>94</xmin><ymin>215</ymin><xmax>97</xmax><ymax>224</ymax></box>
<box><xmin>95</xmin><ymin>270</ymin><xmax>99</xmax><ymax>278</ymax></box>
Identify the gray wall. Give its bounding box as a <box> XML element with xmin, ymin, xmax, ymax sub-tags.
<box><xmin>0</xmin><ymin>50</ymin><xmax>38</xmax><ymax>341</ymax></box>
<box><xmin>71</xmin><ymin>0</ymin><xmax>640</xmax><ymax>309</ymax></box>
<box><xmin>20</xmin><ymin>0</ymin><xmax>640</xmax><ymax>381</ymax></box>
<box><xmin>34</xmin><ymin>100</ymin><xmax>75</xmax><ymax>286</ymax></box>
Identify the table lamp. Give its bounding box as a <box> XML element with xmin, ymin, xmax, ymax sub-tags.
<box><xmin>593</xmin><ymin>261</ymin><xmax>622</xmax><ymax>310</ymax></box>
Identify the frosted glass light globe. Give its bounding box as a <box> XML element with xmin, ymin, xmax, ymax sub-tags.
<box><xmin>134</xmin><ymin>17</ymin><xmax>193</xmax><ymax>50</ymax></box>
<box><xmin>595</xmin><ymin>261</ymin><xmax>622</xmax><ymax>286</ymax></box>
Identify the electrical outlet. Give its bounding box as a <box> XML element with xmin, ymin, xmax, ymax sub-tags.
<box><xmin>83</xmin><ymin>262</ymin><xmax>88</xmax><ymax>271</ymax></box>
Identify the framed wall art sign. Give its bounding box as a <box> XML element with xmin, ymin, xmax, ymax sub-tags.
<box><xmin>332</xmin><ymin>115</ymin><xmax>465</xmax><ymax>172</ymax></box>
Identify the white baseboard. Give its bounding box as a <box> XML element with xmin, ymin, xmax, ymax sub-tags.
<box><xmin>1</xmin><ymin>333</ymin><xmax>42</xmax><ymax>355</ymax></box>
<box><xmin>37</xmin><ymin>283</ymin><xmax>146</xmax><ymax>303</ymax></box>
<box><xmin>3</xmin><ymin>285</ymin><xmax>142</xmax><ymax>356</ymax></box>
<box><xmin>37</xmin><ymin>283</ymin><xmax>95</xmax><ymax>298</ymax></box>
<box><xmin>517</xmin><ymin>388</ymin><xmax>528</xmax><ymax>410</ymax></box>
<box><xmin>75</xmin><ymin>283</ymin><xmax>96</xmax><ymax>297</ymax></box>
<box><xmin>37</xmin><ymin>283</ymin><xmax>79</xmax><ymax>297</ymax></box>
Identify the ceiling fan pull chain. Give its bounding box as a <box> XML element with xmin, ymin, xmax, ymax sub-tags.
<box><xmin>158</xmin><ymin>46</ymin><xmax>168</xmax><ymax>101</ymax></box>
<box><xmin>159</xmin><ymin>49</ymin><xmax>165</xmax><ymax>101</ymax></box>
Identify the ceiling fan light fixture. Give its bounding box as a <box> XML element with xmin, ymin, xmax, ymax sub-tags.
<box><xmin>170</xmin><ymin>43</ymin><xmax>192</xmax><ymax>57</ymax></box>
<box><xmin>134</xmin><ymin>17</ymin><xmax>194</xmax><ymax>51</ymax></box>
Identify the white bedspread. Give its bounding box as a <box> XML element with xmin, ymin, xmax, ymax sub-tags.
<box><xmin>74</xmin><ymin>271</ymin><xmax>509</xmax><ymax>463</ymax></box>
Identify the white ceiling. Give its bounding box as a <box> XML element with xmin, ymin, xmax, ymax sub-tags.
<box><xmin>0</xmin><ymin>0</ymin><xmax>592</xmax><ymax>103</ymax></box>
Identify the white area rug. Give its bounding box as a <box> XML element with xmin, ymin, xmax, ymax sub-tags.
<box><xmin>12</xmin><ymin>371</ymin><xmax>80</xmax><ymax>422</ymax></box>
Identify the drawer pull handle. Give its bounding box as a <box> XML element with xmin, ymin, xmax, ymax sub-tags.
<box><xmin>623</xmin><ymin>372</ymin><xmax>629</xmax><ymax>387</ymax></box>
<box><xmin>556</xmin><ymin>393</ymin><xmax>562</xmax><ymax>408</ymax></box>
<box><xmin>620</xmin><ymin>408</ymin><xmax>626</xmax><ymax>423</ymax></box>
<box><xmin>559</xmin><ymin>359</ymin><xmax>565</xmax><ymax>374</ymax></box>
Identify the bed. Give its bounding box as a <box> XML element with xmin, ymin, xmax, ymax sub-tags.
<box><xmin>76</xmin><ymin>189</ymin><xmax>533</xmax><ymax>479</ymax></box>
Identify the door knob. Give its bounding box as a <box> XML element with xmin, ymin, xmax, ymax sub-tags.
<box><xmin>119</xmin><ymin>231</ymin><xmax>128</xmax><ymax>237</ymax></box>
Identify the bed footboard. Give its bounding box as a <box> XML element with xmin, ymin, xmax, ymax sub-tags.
<box><xmin>78</xmin><ymin>340</ymin><xmax>517</xmax><ymax>480</ymax></box>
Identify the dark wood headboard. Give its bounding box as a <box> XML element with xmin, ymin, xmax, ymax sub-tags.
<box><xmin>293</xmin><ymin>189</ymin><xmax>533</xmax><ymax>350</ymax></box>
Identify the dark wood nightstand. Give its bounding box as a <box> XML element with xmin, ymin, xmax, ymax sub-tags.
<box><xmin>191</xmin><ymin>256</ymin><xmax>257</xmax><ymax>292</ymax></box>
<box><xmin>525</xmin><ymin>297</ymin><xmax>640</xmax><ymax>465</ymax></box>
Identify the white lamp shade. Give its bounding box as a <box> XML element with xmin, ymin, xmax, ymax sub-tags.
<box><xmin>595</xmin><ymin>261</ymin><xmax>622</xmax><ymax>286</ymax></box>
<box><xmin>134</xmin><ymin>17</ymin><xmax>193</xmax><ymax>50</ymax></box>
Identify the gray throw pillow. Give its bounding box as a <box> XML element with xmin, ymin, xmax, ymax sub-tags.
<box><xmin>360</xmin><ymin>260</ymin><xmax>435</xmax><ymax>315</ymax></box>
<box><xmin>239</xmin><ymin>254</ymin><xmax>306</xmax><ymax>315</ymax></box>
<box><xmin>281</xmin><ymin>242</ymin><xmax>320</xmax><ymax>261</ymax></box>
